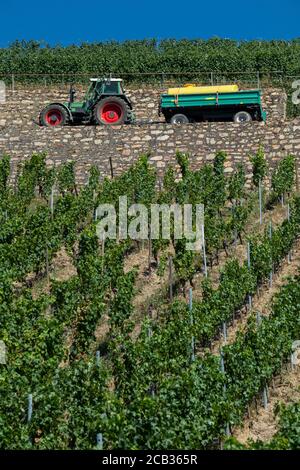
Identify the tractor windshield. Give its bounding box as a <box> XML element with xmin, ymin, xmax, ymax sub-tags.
<box><xmin>103</xmin><ymin>81</ymin><xmax>120</xmax><ymax>94</ymax></box>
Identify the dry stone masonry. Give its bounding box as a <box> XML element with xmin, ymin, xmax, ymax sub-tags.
<box><xmin>0</xmin><ymin>85</ymin><xmax>299</xmax><ymax>186</ymax></box>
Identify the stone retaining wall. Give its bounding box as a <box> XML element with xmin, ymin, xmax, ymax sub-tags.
<box><xmin>0</xmin><ymin>85</ymin><xmax>287</xmax><ymax>127</ymax></box>
<box><xmin>0</xmin><ymin>86</ymin><xmax>299</xmax><ymax>187</ymax></box>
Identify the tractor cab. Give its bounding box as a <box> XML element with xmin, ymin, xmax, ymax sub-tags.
<box><xmin>79</xmin><ymin>78</ymin><xmax>125</xmax><ymax>110</ymax></box>
<box><xmin>39</xmin><ymin>77</ymin><xmax>134</xmax><ymax>126</ymax></box>
<box><xmin>86</xmin><ymin>78</ymin><xmax>124</xmax><ymax>98</ymax></box>
<box><xmin>92</xmin><ymin>78</ymin><xmax>125</xmax><ymax>95</ymax></box>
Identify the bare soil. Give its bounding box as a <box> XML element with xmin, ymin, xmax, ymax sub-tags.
<box><xmin>91</xmin><ymin>200</ymin><xmax>291</xmax><ymax>346</ymax></box>
<box><xmin>226</xmin><ymin>239</ymin><xmax>300</xmax><ymax>445</ymax></box>
<box><xmin>234</xmin><ymin>364</ymin><xmax>300</xmax><ymax>444</ymax></box>
<box><xmin>211</xmin><ymin>237</ymin><xmax>300</xmax><ymax>354</ymax></box>
<box><xmin>50</xmin><ymin>246</ymin><xmax>77</xmax><ymax>282</ymax></box>
<box><xmin>24</xmin><ymin>246</ymin><xmax>77</xmax><ymax>299</ymax></box>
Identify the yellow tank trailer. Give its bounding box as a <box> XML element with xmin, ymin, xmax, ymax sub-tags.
<box><xmin>160</xmin><ymin>83</ymin><xmax>266</xmax><ymax>123</ymax></box>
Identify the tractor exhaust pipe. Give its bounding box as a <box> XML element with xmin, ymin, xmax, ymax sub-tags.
<box><xmin>68</xmin><ymin>84</ymin><xmax>76</xmax><ymax>105</ymax></box>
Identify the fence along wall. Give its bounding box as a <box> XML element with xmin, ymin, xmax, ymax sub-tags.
<box><xmin>0</xmin><ymin>86</ymin><xmax>299</xmax><ymax>186</ymax></box>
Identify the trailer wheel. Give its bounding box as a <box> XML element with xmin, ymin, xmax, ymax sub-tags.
<box><xmin>170</xmin><ymin>114</ymin><xmax>190</xmax><ymax>124</ymax></box>
<box><xmin>233</xmin><ymin>111</ymin><xmax>252</xmax><ymax>123</ymax></box>
<box><xmin>93</xmin><ymin>97</ymin><xmax>128</xmax><ymax>125</ymax></box>
<box><xmin>39</xmin><ymin>104</ymin><xmax>69</xmax><ymax>127</ymax></box>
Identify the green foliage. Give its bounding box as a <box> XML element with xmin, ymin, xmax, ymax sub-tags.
<box><xmin>97</xmin><ymin>154</ymin><xmax>156</xmax><ymax>209</ymax></box>
<box><xmin>2</xmin><ymin>39</ymin><xmax>300</xmax><ymax>82</ymax></box>
<box><xmin>162</xmin><ymin>166</ymin><xmax>176</xmax><ymax>201</ymax></box>
<box><xmin>213</xmin><ymin>151</ymin><xmax>227</xmax><ymax>209</ymax></box>
<box><xmin>88</xmin><ymin>165</ymin><xmax>100</xmax><ymax>192</ymax></box>
<box><xmin>226</xmin><ymin>401</ymin><xmax>300</xmax><ymax>450</ymax></box>
<box><xmin>106</xmin><ymin>273</ymin><xmax>300</xmax><ymax>449</ymax></box>
<box><xmin>1</xmin><ymin>149</ymin><xmax>300</xmax><ymax>450</ymax></box>
<box><xmin>249</xmin><ymin>197</ymin><xmax>300</xmax><ymax>283</ymax></box>
<box><xmin>271</xmin><ymin>403</ymin><xmax>300</xmax><ymax>449</ymax></box>
<box><xmin>0</xmin><ymin>155</ymin><xmax>10</xmax><ymax>195</ymax></box>
<box><xmin>228</xmin><ymin>163</ymin><xmax>246</xmax><ymax>202</ymax></box>
<box><xmin>57</xmin><ymin>161</ymin><xmax>77</xmax><ymax>195</ymax></box>
<box><xmin>176</xmin><ymin>151</ymin><xmax>190</xmax><ymax>178</ymax></box>
<box><xmin>17</xmin><ymin>153</ymin><xmax>54</xmax><ymax>201</ymax></box>
<box><xmin>271</xmin><ymin>154</ymin><xmax>296</xmax><ymax>199</ymax></box>
<box><xmin>1</xmin><ymin>39</ymin><xmax>299</xmax><ymax>116</ymax></box>
<box><xmin>109</xmin><ymin>270</ymin><xmax>136</xmax><ymax>328</ymax></box>
<box><xmin>191</xmin><ymin>259</ymin><xmax>255</xmax><ymax>344</ymax></box>
<box><xmin>173</xmin><ymin>238</ymin><xmax>197</xmax><ymax>288</ymax></box>
<box><xmin>250</xmin><ymin>146</ymin><xmax>268</xmax><ymax>187</ymax></box>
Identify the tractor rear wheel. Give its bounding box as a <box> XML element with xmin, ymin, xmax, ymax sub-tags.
<box><xmin>39</xmin><ymin>104</ymin><xmax>69</xmax><ymax>127</ymax></box>
<box><xmin>93</xmin><ymin>97</ymin><xmax>128</xmax><ymax>125</ymax></box>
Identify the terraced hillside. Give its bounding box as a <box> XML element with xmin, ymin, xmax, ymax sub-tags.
<box><xmin>0</xmin><ymin>86</ymin><xmax>299</xmax><ymax>186</ymax></box>
<box><xmin>0</xmin><ymin>148</ymin><xmax>300</xmax><ymax>449</ymax></box>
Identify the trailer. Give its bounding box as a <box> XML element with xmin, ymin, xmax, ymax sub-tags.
<box><xmin>159</xmin><ymin>84</ymin><xmax>267</xmax><ymax>124</ymax></box>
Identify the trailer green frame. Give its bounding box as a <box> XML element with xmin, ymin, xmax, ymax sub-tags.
<box><xmin>160</xmin><ymin>89</ymin><xmax>267</xmax><ymax>123</ymax></box>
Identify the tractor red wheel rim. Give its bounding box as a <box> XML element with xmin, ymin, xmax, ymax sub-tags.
<box><xmin>45</xmin><ymin>109</ymin><xmax>63</xmax><ymax>126</ymax></box>
<box><xmin>101</xmin><ymin>103</ymin><xmax>123</xmax><ymax>123</ymax></box>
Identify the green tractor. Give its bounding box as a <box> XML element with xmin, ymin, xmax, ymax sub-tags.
<box><xmin>39</xmin><ymin>78</ymin><xmax>135</xmax><ymax>127</ymax></box>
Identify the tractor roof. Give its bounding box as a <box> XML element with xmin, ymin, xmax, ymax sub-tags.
<box><xmin>89</xmin><ymin>78</ymin><xmax>123</xmax><ymax>82</ymax></box>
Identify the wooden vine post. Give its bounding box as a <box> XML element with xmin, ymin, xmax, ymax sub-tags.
<box><xmin>269</xmin><ymin>220</ymin><xmax>273</xmax><ymax>287</ymax></box>
<box><xmin>287</xmin><ymin>203</ymin><xmax>291</xmax><ymax>263</ymax></box>
<box><xmin>201</xmin><ymin>224</ymin><xmax>208</xmax><ymax>278</ymax></box>
<box><xmin>247</xmin><ymin>241</ymin><xmax>252</xmax><ymax>309</ymax></box>
<box><xmin>109</xmin><ymin>156</ymin><xmax>114</xmax><ymax>179</ymax></box>
<box><xmin>27</xmin><ymin>394</ymin><xmax>33</xmax><ymax>423</ymax></box>
<box><xmin>220</xmin><ymin>349</ymin><xmax>230</xmax><ymax>444</ymax></box>
<box><xmin>96</xmin><ymin>433</ymin><xmax>103</xmax><ymax>450</ymax></box>
<box><xmin>188</xmin><ymin>288</ymin><xmax>195</xmax><ymax>362</ymax></box>
<box><xmin>259</xmin><ymin>178</ymin><xmax>263</xmax><ymax>225</ymax></box>
<box><xmin>148</xmin><ymin>224</ymin><xmax>152</xmax><ymax>272</ymax></box>
<box><xmin>168</xmin><ymin>255</ymin><xmax>173</xmax><ymax>301</ymax></box>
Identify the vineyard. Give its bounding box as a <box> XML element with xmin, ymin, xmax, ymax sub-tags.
<box><xmin>1</xmin><ymin>39</ymin><xmax>300</xmax><ymax>118</ymax></box>
<box><xmin>0</xmin><ymin>148</ymin><xmax>300</xmax><ymax>450</ymax></box>
<box><xmin>226</xmin><ymin>401</ymin><xmax>300</xmax><ymax>449</ymax></box>
<box><xmin>1</xmin><ymin>39</ymin><xmax>300</xmax><ymax>80</ymax></box>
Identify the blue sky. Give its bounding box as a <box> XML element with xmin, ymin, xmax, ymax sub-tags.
<box><xmin>1</xmin><ymin>0</ymin><xmax>299</xmax><ymax>46</ymax></box>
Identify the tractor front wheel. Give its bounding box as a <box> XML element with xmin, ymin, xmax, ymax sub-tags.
<box><xmin>39</xmin><ymin>104</ymin><xmax>69</xmax><ymax>127</ymax></box>
<box><xmin>93</xmin><ymin>97</ymin><xmax>128</xmax><ymax>125</ymax></box>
